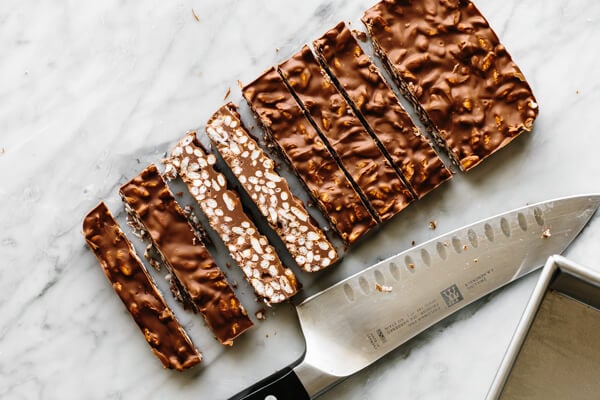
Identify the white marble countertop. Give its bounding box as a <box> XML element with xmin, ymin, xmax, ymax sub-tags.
<box><xmin>3</xmin><ymin>0</ymin><xmax>600</xmax><ymax>399</ymax></box>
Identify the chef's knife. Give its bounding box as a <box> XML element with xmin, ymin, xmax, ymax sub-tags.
<box><xmin>230</xmin><ymin>194</ymin><xmax>600</xmax><ymax>400</ymax></box>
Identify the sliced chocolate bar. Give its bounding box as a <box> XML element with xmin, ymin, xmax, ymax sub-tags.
<box><xmin>83</xmin><ymin>202</ymin><xmax>201</xmax><ymax>370</ymax></box>
<box><xmin>206</xmin><ymin>103</ymin><xmax>338</xmax><ymax>272</ymax></box>
<box><xmin>278</xmin><ymin>45</ymin><xmax>414</xmax><ymax>221</ymax></box>
<box><xmin>164</xmin><ymin>132</ymin><xmax>299</xmax><ymax>303</ymax></box>
<box><xmin>242</xmin><ymin>67</ymin><xmax>376</xmax><ymax>245</ymax></box>
<box><xmin>120</xmin><ymin>164</ymin><xmax>252</xmax><ymax>345</ymax></box>
<box><xmin>313</xmin><ymin>21</ymin><xmax>451</xmax><ymax>198</ymax></box>
<box><xmin>362</xmin><ymin>0</ymin><xmax>538</xmax><ymax>171</ymax></box>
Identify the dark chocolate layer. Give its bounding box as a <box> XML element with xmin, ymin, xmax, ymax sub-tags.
<box><xmin>83</xmin><ymin>202</ymin><xmax>201</xmax><ymax>370</ymax></box>
<box><xmin>165</xmin><ymin>131</ymin><xmax>299</xmax><ymax>303</ymax></box>
<box><xmin>314</xmin><ymin>21</ymin><xmax>451</xmax><ymax>198</ymax></box>
<box><xmin>242</xmin><ymin>67</ymin><xmax>376</xmax><ymax>245</ymax></box>
<box><xmin>278</xmin><ymin>45</ymin><xmax>414</xmax><ymax>221</ymax></box>
<box><xmin>362</xmin><ymin>0</ymin><xmax>538</xmax><ymax>171</ymax></box>
<box><xmin>206</xmin><ymin>103</ymin><xmax>338</xmax><ymax>272</ymax></box>
<box><xmin>120</xmin><ymin>164</ymin><xmax>252</xmax><ymax>345</ymax></box>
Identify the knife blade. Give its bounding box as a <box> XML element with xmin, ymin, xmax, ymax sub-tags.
<box><xmin>230</xmin><ymin>194</ymin><xmax>600</xmax><ymax>400</ymax></box>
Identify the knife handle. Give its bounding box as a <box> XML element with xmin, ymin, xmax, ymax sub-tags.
<box><xmin>228</xmin><ymin>366</ymin><xmax>310</xmax><ymax>400</ymax></box>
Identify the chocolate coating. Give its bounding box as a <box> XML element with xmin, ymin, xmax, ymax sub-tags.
<box><xmin>83</xmin><ymin>202</ymin><xmax>201</xmax><ymax>371</ymax></box>
<box><xmin>278</xmin><ymin>45</ymin><xmax>414</xmax><ymax>221</ymax></box>
<box><xmin>314</xmin><ymin>22</ymin><xmax>452</xmax><ymax>198</ymax></box>
<box><xmin>363</xmin><ymin>0</ymin><xmax>539</xmax><ymax>171</ymax></box>
<box><xmin>165</xmin><ymin>131</ymin><xmax>299</xmax><ymax>303</ymax></box>
<box><xmin>206</xmin><ymin>103</ymin><xmax>338</xmax><ymax>272</ymax></box>
<box><xmin>120</xmin><ymin>164</ymin><xmax>252</xmax><ymax>345</ymax></box>
<box><xmin>242</xmin><ymin>67</ymin><xmax>376</xmax><ymax>245</ymax></box>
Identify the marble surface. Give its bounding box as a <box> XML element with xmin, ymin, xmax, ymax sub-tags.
<box><xmin>3</xmin><ymin>0</ymin><xmax>600</xmax><ymax>399</ymax></box>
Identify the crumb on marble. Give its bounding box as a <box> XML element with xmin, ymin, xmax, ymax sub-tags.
<box><xmin>463</xmin><ymin>244</ymin><xmax>468</xmax><ymax>251</ymax></box>
<box><xmin>375</xmin><ymin>283</ymin><xmax>393</xmax><ymax>293</ymax></box>
<box><xmin>224</xmin><ymin>87</ymin><xmax>231</xmax><ymax>100</ymax></box>
<box><xmin>237</xmin><ymin>79</ymin><xmax>243</xmax><ymax>89</ymax></box>
<box><xmin>255</xmin><ymin>309</ymin><xmax>266</xmax><ymax>321</ymax></box>
<box><xmin>275</xmin><ymin>47</ymin><xmax>280</xmax><ymax>52</ymax></box>
<box><xmin>411</xmin><ymin>240</ymin><xmax>416</xmax><ymax>246</ymax></box>
<box><xmin>473</xmin><ymin>258</ymin><xmax>478</xmax><ymax>263</ymax></box>
<box><xmin>429</xmin><ymin>220</ymin><xmax>437</xmax><ymax>230</ymax></box>
<box><xmin>541</xmin><ymin>228</ymin><xmax>552</xmax><ymax>239</ymax></box>
<box><xmin>192</xmin><ymin>8</ymin><xmax>200</xmax><ymax>22</ymax></box>
<box><xmin>576</xmin><ymin>89</ymin><xmax>580</xmax><ymax>94</ymax></box>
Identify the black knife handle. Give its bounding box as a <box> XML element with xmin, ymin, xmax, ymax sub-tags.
<box><xmin>228</xmin><ymin>366</ymin><xmax>310</xmax><ymax>400</ymax></box>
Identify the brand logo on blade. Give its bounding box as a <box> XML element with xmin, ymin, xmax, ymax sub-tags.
<box><xmin>440</xmin><ymin>284</ymin><xmax>464</xmax><ymax>307</ymax></box>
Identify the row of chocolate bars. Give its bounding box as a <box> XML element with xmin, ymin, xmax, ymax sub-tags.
<box><xmin>83</xmin><ymin>0</ymin><xmax>538</xmax><ymax>371</ymax></box>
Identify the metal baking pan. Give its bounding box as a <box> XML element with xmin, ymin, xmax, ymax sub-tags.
<box><xmin>487</xmin><ymin>255</ymin><xmax>600</xmax><ymax>399</ymax></box>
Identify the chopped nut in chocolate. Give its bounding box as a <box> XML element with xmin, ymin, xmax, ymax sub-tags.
<box><xmin>314</xmin><ymin>21</ymin><xmax>451</xmax><ymax>198</ymax></box>
<box><xmin>363</xmin><ymin>0</ymin><xmax>538</xmax><ymax>171</ymax></box>
<box><xmin>278</xmin><ymin>45</ymin><xmax>414</xmax><ymax>222</ymax></box>
<box><xmin>242</xmin><ymin>67</ymin><xmax>376</xmax><ymax>245</ymax></box>
<box><xmin>120</xmin><ymin>164</ymin><xmax>252</xmax><ymax>345</ymax></box>
<box><xmin>83</xmin><ymin>202</ymin><xmax>201</xmax><ymax>370</ymax></box>
<box><xmin>206</xmin><ymin>103</ymin><xmax>338</xmax><ymax>272</ymax></box>
<box><xmin>165</xmin><ymin>132</ymin><xmax>299</xmax><ymax>304</ymax></box>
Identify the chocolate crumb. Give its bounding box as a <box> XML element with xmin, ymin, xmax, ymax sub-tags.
<box><xmin>223</xmin><ymin>87</ymin><xmax>231</xmax><ymax>100</ymax></box>
<box><xmin>463</xmin><ymin>245</ymin><xmax>468</xmax><ymax>251</ymax></box>
<box><xmin>275</xmin><ymin>47</ymin><xmax>280</xmax><ymax>52</ymax></box>
<box><xmin>192</xmin><ymin>8</ymin><xmax>200</xmax><ymax>22</ymax></box>
<box><xmin>352</xmin><ymin>29</ymin><xmax>367</xmax><ymax>42</ymax></box>
<box><xmin>237</xmin><ymin>79</ymin><xmax>243</xmax><ymax>89</ymax></box>
<box><xmin>375</xmin><ymin>283</ymin><xmax>393</xmax><ymax>293</ymax></box>
<box><xmin>429</xmin><ymin>220</ymin><xmax>437</xmax><ymax>230</ymax></box>
<box><xmin>411</xmin><ymin>240</ymin><xmax>416</xmax><ymax>246</ymax></box>
<box><xmin>225</xmin><ymin>262</ymin><xmax>231</xmax><ymax>269</ymax></box>
<box><xmin>541</xmin><ymin>228</ymin><xmax>552</xmax><ymax>239</ymax></box>
<box><xmin>175</xmin><ymin>191</ymin><xmax>183</xmax><ymax>197</ymax></box>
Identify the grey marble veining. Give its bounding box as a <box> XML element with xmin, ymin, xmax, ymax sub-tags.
<box><xmin>2</xmin><ymin>0</ymin><xmax>600</xmax><ymax>399</ymax></box>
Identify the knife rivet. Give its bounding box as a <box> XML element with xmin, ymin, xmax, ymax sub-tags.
<box><xmin>343</xmin><ymin>283</ymin><xmax>355</xmax><ymax>302</ymax></box>
<box><xmin>421</xmin><ymin>249</ymin><xmax>431</xmax><ymax>266</ymax></box>
<box><xmin>389</xmin><ymin>262</ymin><xmax>401</xmax><ymax>280</ymax></box>
<box><xmin>436</xmin><ymin>242</ymin><xmax>447</xmax><ymax>259</ymax></box>
<box><xmin>533</xmin><ymin>207</ymin><xmax>544</xmax><ymax>226</ymax></box>
<box><xmin>500</xmin><ymin>217</ymin><xmax>511</xmax><ymax>237</ymax></box>
<box><xmin>359</xmin><ymin>277</ymin><xmax>370</xmax><ymax>294</ymax></box>
<box><xmin>484</xmin><ymin>223</ymin><xmax>494</xmax><ymax>242</ymax></box>
<box><xmin>517</xmin><ymin>212</ymin><xmax>528</xmax><ymax>231</ymax></box>
<box><xmin>265</xmin><ymin>395</ymin><xmax>277</xmax><ymax>400</ymax></box>
<box><xmin>467</xmin><ymin>229</ymin><xmax>478</xmax><ymax>248</ymax></box>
